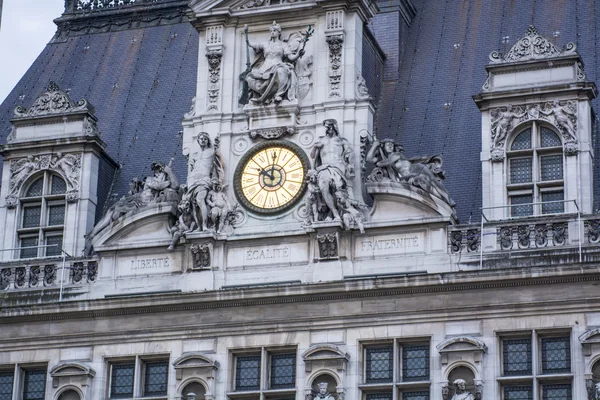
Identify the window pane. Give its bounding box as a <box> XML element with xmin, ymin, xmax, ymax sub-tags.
<box><xmin>504</xmin><ymin>385</ymin><xmax>533</xmax><ymax>400</ymax></box>
<box><xmin>402</xmin><ymin>345</ymin><xmax>429</xmax><ymax>381</ymax></box>
<box><xmin>511</xmin><ymin>129</ymin><xmax>532</xmax><ymax>150</ymax></box>
<box><xmin>23</xmin><ymin>370</ymin><xmax>46</xmax><ymax>400</ymax></box>
<box><xmin>270</xmin><ymin>353</ymin><xmax>296</xmax><ymax>389</ymax></box>
<box><xmin>540</xmin><ymin>155</ymin><xmax>563</xmax><ymax>181</ymax></box>
<box><xmin>25</xmin><ymin>178</ymin><xmax>44</xmax><ymax>197</ymax></box>
<box><xmin>366</xmin><ymin>393</ymin><xmax>393</xmax><ymax>400</ymax></box>
<box><xmin>235</xmin><ymin>355</ymin><xmax>261</xmax><ymax>391</ymax></box>
<box><xmin>45</xmin><ymin>236</ymin><xmax>63</xmax><ymax>257</ymax></box>
<box><xmin>20</xmin><ymin>237</ymin><xmax>39</xmax><ymax>259</ymax></box>
<box><xmin>541</xmin><ymin>127</ymin><xmax>562</xmax><ymax>148</ymax></box>
<box><xmin>110</xmin><ymin>364</ymin><xmax>134</xmax><ymax>398</ymax></box>
<box><xmin>0</xmin><ymin>371</ymin><xmax>13</xmax><ymax>400</ymax></box>
<box><xmin>22</xmin><ymin>206</ymin><xmax>41</xmax><ymax>228</ymax></box>
<box><xmin>48</xmin><ymin>205</ymin><xmax>66</xmax><ymax>226</ymax></box>
<box><xmin>366</xmin><ymin>347</ymin><xmax>393</xmax><ymax>383</ymax></box>
<box><xmin>402</xmin><ymin>392</ymin><xmax>429</xmax><ymax>400</ymax></box>
<box><xmin>51</xmin><ymin>176</ymin><xmax>67</xmax><ymax>195</ymax></box>
<box><xmin>541</xmin><ymin>191</ymin><xmax>564</xmax><ymax>215</ymax></box>
<box><xmin>503</xmin><ymin>339</ymin><xmax>531</xmax><ymax>376</ymax></box>
<box><xmin>542</xmin><ymin>384</ymin><xmax>571</xmax><ymax>400</ymax></box>
<box><xmin>541</xmin><ymin>337</ymin><xmax>570</xmax><ymax>373</ymax></box>
<box><xmin>510</xmin><ymin>158</ymin><xmax>532</xmax><ymax>184</ymax></box>
<box><xmin>144</xmin><ymin>361</ymin><xmax>168</xmax><ymax>396</ymax></box>
<box><xmin>510</xmin><ymin>195</ymin><xmax>533</xmax><ymax>217</ymax></box>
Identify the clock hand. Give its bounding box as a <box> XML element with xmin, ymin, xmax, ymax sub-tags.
<box><xmin>270</xmin><ymin>151</ymin><xmax>277</xmax><ymax>180</ymax></box>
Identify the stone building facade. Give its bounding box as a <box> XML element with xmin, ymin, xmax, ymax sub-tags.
<box><xmin>0</xmin><ymin>1</ymin><xmax>600</xmax><ymax>400</ymax></box>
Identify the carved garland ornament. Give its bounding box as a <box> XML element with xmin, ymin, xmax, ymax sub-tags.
<box><xmin>317</xmin><ymin>233</ymin><xmax>338</xmax><ymax>259</ymax></box>
<box><xmin>238</xmin><ymin>0</ymin><xmax>307</xmax><ymax>9</ymax></box>
<box><xmin>191</xmin><ymin>243</ymin><xmax>211</xmax><ymax>269</ymax></box>
<box><xmin>326</xmin><ymin>34</ymin><xmax>344</xmax><ymax>98</ymax></box>
<box><xmin>489</xmin><ymin>100</ymin><xmax>578</xmax><ymax>160</ymax></box>
<box><xmin>489</xmin><ymin>25</ymin><xmax>577</xmax><ymax>64</ymax></box>
<box><xmin>5</xmin><ymin>153</ymin><xmax>82</xmax><ymax>209</ymax></box>
<box><xmin>249</xmin><ymin>126</ymin><xmax>295</xmax><ymax>140</ymax></box>
<box><xmin>14</xmin><ymin>81</ymin><xmax>90</xmax><ymax>118</ymax></box>
<box><xmin>206</xmin><ymin>49</ymin><xmax>223</xmax><ymax>112</ymax></box>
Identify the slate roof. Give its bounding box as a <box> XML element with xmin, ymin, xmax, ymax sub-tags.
<box><xmin>0</xmin><ymin>0</ymin><xmax>598</xmax><ymax>222</ymax></box>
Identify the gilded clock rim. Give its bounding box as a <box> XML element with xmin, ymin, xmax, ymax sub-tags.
<box><xmin>234</xmin><ymin>140</ymin><xmax>310</xmax><ymax>215</ymax></box>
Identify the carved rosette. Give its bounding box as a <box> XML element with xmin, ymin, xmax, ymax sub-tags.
<box><xmin>206</xmin><ymin>49</ymin><xmax>223</xmax><ymax>112</ymax></box>
<box><xmin>249</xmin><ymin>126</ymin><xmax>295</xmax><ymax>140</ymax></box>
<box><xmin>14</xmin><ymin>81</ymin><xmax>90</xmax><ymax>118</ymax></box>
<box><xmin>326</xmin><ymin>34</ymin><xmax>344</xmax><ymax>98</ymax></box>
<box><xmin>489</xmin><ymin>25</ymin><xmax>577</xmax><ymax>64</ymax></box>
<box><xmin>191</xmin><ymin>243</ymin><xmax>211</xmax><ymax>269</ymax></box>
<box><xmin>317</xmin><ymin>233</ymin><xmax>338</xmax><ymax>259</ymax></box>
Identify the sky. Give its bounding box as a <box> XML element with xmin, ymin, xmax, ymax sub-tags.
<box><xmin>0</xmin><ymin>0</ymin><xmax>64</xmax><ymax>103</ymax></box>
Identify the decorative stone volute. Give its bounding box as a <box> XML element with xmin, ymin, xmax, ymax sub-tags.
<box><xmin>13</xmin><ymin>81</ymin><xmax>93</xmax><ymax>118</ymax></box>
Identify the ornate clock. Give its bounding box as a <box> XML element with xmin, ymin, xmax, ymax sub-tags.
<box><xmin>234</xmin><ymin>141</ymin><xmax>310</xmax><ymax>214</ymax></box>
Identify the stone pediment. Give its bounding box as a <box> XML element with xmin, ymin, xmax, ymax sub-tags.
<box><xmin>579</xmin><ymin>329</ymin><xmax>600</xmax><ymax>345</ymax></box>
<box><xmin>92</xmin><ymin>202</ymin><xmax>177</xmax><ymax>251</ymax></box>
<box><xmin>302</xmin><ymin>344</ymin><xmax>350</xmax><ymax>362</ymax></box>
<box><xmin>50</xmin><ymin>362</ymin><xmax>95</xmax><ymax>378</ymax></box>
<box><xmin>173</xmin><ymin>352</ymin><xmax>220</xmax><ymax>370</ymax></box>
<box><xmin>13</xmin><ymin>81</ymin><xmax>94</xmax><ymax>120</ymax></box>
<box><xmin>436</xmin><ymin>336</ymin><xmax>487</xmax><ymax>354</ymax></box>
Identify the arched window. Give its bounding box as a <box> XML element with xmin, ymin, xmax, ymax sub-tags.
<box><xmin>18</xmin><ymin>172</ymin><xmax>66</xmax><ymax>258</ymax></box>
<box><xmin>507</xmin><ymin>123</ymin><xmax>564</xmax><ymax>217</ymax></box>
<box><xmin>58</xmin><ymin>389</ymin><xmax>81</xmax><ymax>400</ymax></box>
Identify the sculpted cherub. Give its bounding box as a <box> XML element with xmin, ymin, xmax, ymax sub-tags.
<box><xmin>304</xmin><ymin>169</ymin><xmax>320</xmax><ymax>224</ymax></box>
<box><xmin>168</xmin><ymin>187</ymin><xmax>197</xmax><ymax>251</ymax></box>
<box><xmin>335</xmin><ymin>189</ymin><xmax>365</xmax><ymax>233</ymax></box>
<box><xmin>207</xmin><ymin>179</ymin><xmax>231</xmax><ymax>233</ymax></box>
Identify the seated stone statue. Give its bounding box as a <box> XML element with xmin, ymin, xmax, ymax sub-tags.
<box><xmin>168</xmin><ymin>186</ymin><xmax>197</xmax><ymax>251</ymax></box>
<box><xmin>367</xmin><ymin>138</ymin><xmax>455</xmax><ymax>207</ymax></box>
<box><xmin>314</xmin><ymin>383</ymin><xmax>335</xmax><ymax>400</ymax></box>
<box><xmin>450</xmin><ymin>379</ymin><xmax>475</xmax><ymax>400</ymax></box>
<box><xmin>87</xmin><ymin>161</ymin><xmax>179</xmax><ymax>241</ymax></box>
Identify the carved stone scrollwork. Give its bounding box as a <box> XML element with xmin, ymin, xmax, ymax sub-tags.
<box><xmin>326</xmin><ymin>34</ymin><xmax>344</xmax><ymax>98</ymax></box>
<box><xmin>499</xmin><ymin>226</ymin><xmax>513</xmax><ymax>250</ymax></box>
<box><xmin>317</xmin><ymin>233</ymin><xmax>338</xmax><ymax>259</ymax></box>
<box><xmin>489</xmin><ymin>25</ymin><xmax>577</xmax><ymax>64</ymax></box>
<box><xmin>191</xmin><ymin>244</ymin><xmax>211</xmax><ymax>269</ymax></box>
<box><xmin>0</xmin><ymin>269</ymin><xmax>11</xmax><ymax>290</ymax></box>
<box><xmin>250</xmin><ymin>126</ymin><xmax>295</xmax><ymax>140</ymax></box>
<box><xmin>29</xmin><ymin>266</ymin><xmax>40</xmax><ymax>287</ymax></box>
<box><xmin>15</xmin><ymin>267</ymin><xmax>26</xmax><ymax>289</ymax></box>
<box><xmin>552</xmin><ymin>223</ymin><xmax>567</xmax><ymax>246</ymax></box>
<box><xmin>44</xmin><ymin>265</ymin><xmax>56</xmax><ymax>286</ymax></box>
<box><xmin>72</xmin><ymin>262</ymin><xmax>84</xmax><ymax>283</ymax></box>
<box><xmin>206</xmin><ymin>49</ymin><xmax>223</xmax><ymax>112</ymax></box>
<box><xmin>490</xmin><ymin>101</ymin><xmax>578</xmax><ymax>155</ymax></box>
<box><xmin>449</xmin><ymin>229</ymin><xmax>481</xmax><ymax>253</ymax></box>
<box><xmin>87</xmin><ymin>261</ymin><xmax>98</xmax><ymax>282</ymax></box>
<box><xmin>356</xmin><ymin>76</ymin><xmax>370</xmax><ymax>99</ymax></box>
<box><xmin>359</xmin><ymin>131</ymin><xmax>371</xmax><ymax>176</ymax></box>
<box><xmin>517</xmin><ymin>225</ymin><xmax>530</xmax><ymax>249</ymax></box>
<box><xmin>14</xmin><ymin>81</ymin><xmax>91</xmax><ymax>118</ymax></box>
<box><xmin>535</xmin><ymin>224</ymin><xmax>548</xmax><ymax>247</ymax></box>
<box><xmin>588</xmin><ymin>220</ymin><xmax>600</xmax><ymax>243</ymax></box>
<box><xmin>576</xmin><ymin>61</ymin><xmax>587</xmax><ymax>81</ymax></box>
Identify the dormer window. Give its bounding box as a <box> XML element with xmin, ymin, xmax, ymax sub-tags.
<box><xmin>507</xmin><ymin>123</ymin><xmax>564</xmax><ymax>217</ymax></box>
<box><xmin>18</xmin><ymin>173</ymin><xmax>66</xmax><ymax>259</ymax></box>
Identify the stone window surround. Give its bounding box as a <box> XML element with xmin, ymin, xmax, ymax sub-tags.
<box><xmin>106</xmin><ymin>354</ymin><xmax>170</xmax><ymax>399</ymax></box>
<box><xmin>359</xmin><ymin>338</ymin><xmax>431</xmax><ymax>399</ymax></box>
<box><xmin>497</xmin><ymin>329</ymin><xmax>573</xmax><ymax>400</ymax></box>
<box><xmin>17</xmin><ymin>172</ymin><xmax>67</xmax><ymax>260</ymax></box>
<box><xmin>505</xmin><ymin>122</ymin><xmax>565</xmax><ymax>218</ymax></box>
<box><xmin>0</xmin><ymin>363</ymin><xmax>48</xmax><ymax>400</ymax></box>
<box><xmin>228</xmin><ymin>346</ymin><xmax>298</xmax><ymax>398</ymax></box>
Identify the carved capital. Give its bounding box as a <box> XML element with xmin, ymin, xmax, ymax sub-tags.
<box><xmin>490</xmin><ymin>148</ymin><xmax>505</xmax><ymax>162</ymax></box>
<box><xmin>317</xmin><ymin>233</ymin><xmax>338</xmax><ymax>259</ymax></box>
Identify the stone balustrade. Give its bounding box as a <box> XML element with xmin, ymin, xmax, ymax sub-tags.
<box><xmin>0</xmin><ymin>260</ymin><xmax>97</xmax><ymax>291</ymax></box>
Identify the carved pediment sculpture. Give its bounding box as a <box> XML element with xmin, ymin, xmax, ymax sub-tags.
<box><xmin>14</xmin><ymin>81</ymin><xmax>92</xmax><ymax>118</ymax></box>
<box><xmin>366</xmin><ymin>138</ymin><xmax>455</xmax><ymax>209</ymax></box>
<box><xmin>489</xmin><ymin>25</ymin><xmax>577</xmax><ymax>64</ymax></box>
<box><xmin>489</xmin><ymin>100</ymin><xmax>578</xmax><ymax>160</ymax></box>
<box><xmin>238</xmin><ymin>0</ymin><xmax>309</xmax><ymax>9</ymax></box>
<box><xmin>304</xmin><ymin>119</ymin><xmax>366</xmax><ymax>232</ymax></box>
<box><xmin>239</xmin><ymin>21</ymin><xmax>314</xmax><ymax>106</ymax></box>
<box><xmin>86</xmin><ymin>160</ymin><xmax>180</xmax><ymax>243</ymax></box>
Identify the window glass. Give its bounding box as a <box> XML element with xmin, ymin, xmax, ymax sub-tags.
<box><xmin>510</xmin><ymin>158</ymin><xmax>532</xmax><ymax>184</ymax></box>
<box><xmin>270</xmin><ymin>353</ymin><xmax>296</xmax><ymax>389</ymax></box>
<box><xmin>504</xmin><ymin>385</ymin><xmax>533</xmax><ymax>400</ymax></box>
<box><xmin>22</xmin><ymin>206</ymin><xmax>42</xmax><ymax>228</ymax></box>
<box><xmin>0</xmin><ymin>371</ymin><xmax>13</xmax><ymax>400</ymax></box>
<box><xmin>20</xmin><ymin>237</ymin><xmax>39</xmax><ymax>259</ymax></box>
<box><xmin>366</xmin><ymin>393</ymin><xmax>393</xmax><ymax>400</ymax></box>
<box><xmin>235</xmin><ymin>356</ymin><xmax>261</xmax><ymax>391</ymax></box>
<box><xmin>366</xmin><ymin>347</ymin><xmax>393</xmax><ymax>383</ymax></box>
<box><xmin>541</xmin><ymin>191</ymin><xmax>564</xmax><ymax>215</ymax></box>
<box><xmin>23</xmin><ymin>370</ymin><xmax>46</xmax><ymax>400</ymax></box>
<box><xmin>51</xmin><ymin>175</ymin><xmax>67</xmax><ymax>195</ymax></box>
<box><xmin>541</xmin><ymin>337</ymin><xmax>570</xmax><ymax>374</ymax></box>
<box><xmin>402</xmin><ymin>392</ymin><xmax>429</xmax><ymax>400</ymax></box>
<box><xmin>540</xmin><ymin>127</ymin><xmax>562</xmax><ymax>148</ymax></box>
<box><xmin>45</xmin><ymin>236</ymin><xmax>63</xmax><ymax>257</ymax></box>
<box><xmin>144</xmin><ymin>361</ymin><xmax>168</xmax><ymax>396</ymax></box>
<box><xmin>511</xmin><ymin>129</ymin><xmax>532</xmax><ymax>150</ymax></box>
<box><xmin>110</xmin><ymin>364</ymin><xmax>135</xmax><ymax>399</ymax></box>
<box><xmin>510</xmin><ymin>195</ymin><xmax>533</xmax><ymax>217</ymax></box>
<box><xmin>540</xmin><ymin>155</ymin><xmax>563</xmax><ymax>181</ymax></box>
<box><xmin>25</xmin><ymin>179</ymin><xmax>43</xmax><ymax>197</ymax></box>
<box><xmin>503</xmin><ymin>339</ymin><xmax>532</xmax><ymax>376</ymax></box>
<box><xmin>48</xmin><ymin>205</ymin><xmax>66</xmax><ymax>226</ymax></box>
<box><xmin>402</xmin><ymin>345</ymin><xmax>429</xmax><ymax>382</ymax></box>
<box><xmin>542</xmin><ymin>384</ymin><xmax>571</xmax><ymax>400</ymax></box>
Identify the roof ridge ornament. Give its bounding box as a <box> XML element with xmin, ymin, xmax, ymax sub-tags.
<box><xmin>489</xmin><ymin>25</ymin><xmax>577</xmax><ymax>64</ymax></box>
<box><xmin>14</xmin><ymin>81</ymin><xmax>92</xmax><ymax>118</ymax></box>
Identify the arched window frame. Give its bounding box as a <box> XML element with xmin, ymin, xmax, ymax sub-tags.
<box><xmin>506</xmin><ymin>121</ymin><xmax>565</xmax><ymax>217</ymax></box>
<box><xmin>17</xmin><ymin>172</ymin><xmax>67</xmax><ymax>259</ymax></box>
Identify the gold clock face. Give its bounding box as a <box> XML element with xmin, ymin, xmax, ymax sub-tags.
<box><xmin>234</xmin><ymin>141</ymin><xmax>309</xmax><ymax>214</ymax></box>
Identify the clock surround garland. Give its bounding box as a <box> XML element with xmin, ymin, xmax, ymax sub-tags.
<box><xmin>234</xmin><ymin>140</ymin><xmax>310</xmax><ymax>215</ymax></box>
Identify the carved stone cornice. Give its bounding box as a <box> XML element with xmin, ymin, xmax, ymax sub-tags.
<box><xmin>13</xmin><ymin>82</ymin><xmax>92</xmax><ymax>119</ymax></box>
<box><xmin>489</xmin><ymin>25</ymin><xmax>577</xmax><ymax>64</ymax></box>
